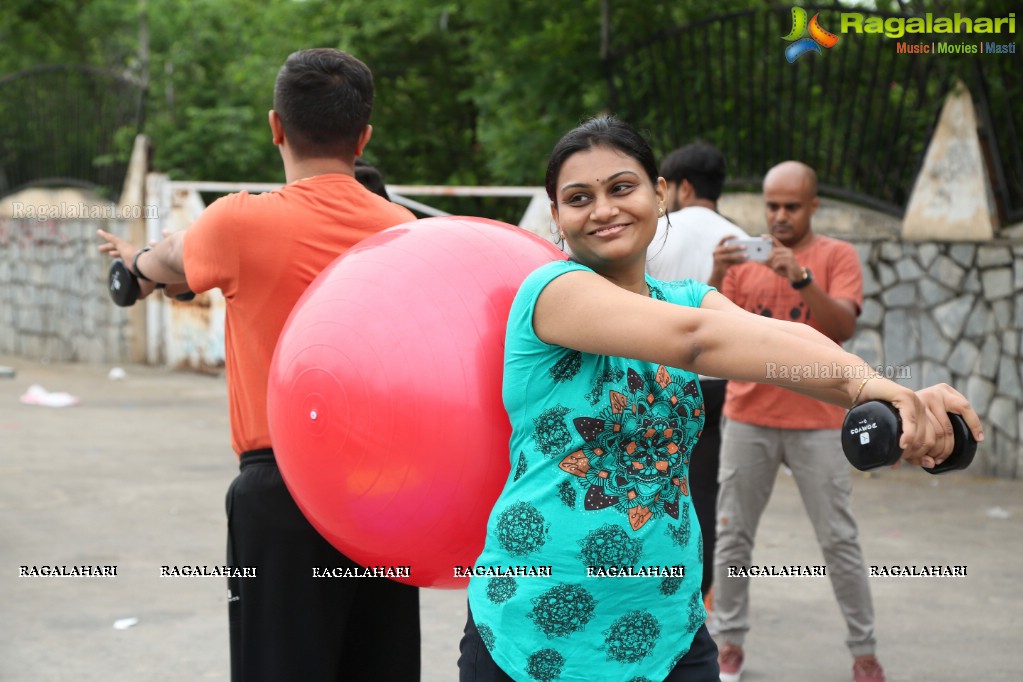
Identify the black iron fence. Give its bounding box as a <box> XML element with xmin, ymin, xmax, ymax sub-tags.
<box><xmin>605</xmin><ymin>5</ymin><xmax>1023</xmax><ymax>224</ymax></box>
<box><xmin>0</xmin><ymin>64</ymin><xmax>145</xmax><ymax>201</ymax></box>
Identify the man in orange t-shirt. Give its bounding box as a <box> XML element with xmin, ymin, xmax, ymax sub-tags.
<box><xmin>99</xmin><ymin>49</ymin><xmax>420</xmax><ymax>682</ymax></box>
<box><xmin>711</xmin><ymin>162</ymin><xmax>886</xmax><ymax>682</ymax></box>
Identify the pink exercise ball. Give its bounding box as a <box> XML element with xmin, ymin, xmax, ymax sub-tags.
<box><xmin>267</xmin><ymin>216</ymin><xmax>566</xmax><ymax>588</ymax></box>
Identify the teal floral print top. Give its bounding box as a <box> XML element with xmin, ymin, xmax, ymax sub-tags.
<box><xmin>467</xmin><ymin>260</ymin><xmax>713</xmax><ymax>682</ymax></box>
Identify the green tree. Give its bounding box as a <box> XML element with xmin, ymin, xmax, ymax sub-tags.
<box><xmin>18</xmin><ymin>0</ymin><xmax>1012</xmax><ymax>217</ymax></box>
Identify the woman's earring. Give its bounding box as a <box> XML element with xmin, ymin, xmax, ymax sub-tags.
<box><xmin>658</xmin><ymin>206</ymin><xmax>665</xmax><ymax>217</ymax></box>
<box><xmin>550</xmin><ymin>221</ymin><xmax>566</xmax><ymax>247</ymax></box>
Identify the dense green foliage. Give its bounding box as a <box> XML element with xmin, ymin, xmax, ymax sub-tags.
<box><xmin>0</xmin><ymin>0</ymin><xmax>754</xmax><ymax>188</ymax></box>
<box><xmin>2</xmin><ymin>0</ymin><xmax>1019</xmax><ymax>220</ymax></box>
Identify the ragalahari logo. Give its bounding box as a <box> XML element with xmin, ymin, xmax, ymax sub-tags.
<box><xmin>782</xmin><ymin>7</ymin><xmax>840</xmax><ymax>62</ymax></box>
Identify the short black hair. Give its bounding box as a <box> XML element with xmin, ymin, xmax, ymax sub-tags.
<box><xmin>545</xmin><ymin>116</ymin><xmax>658</xmax><ymax>205</ymax></box>
<box><xmin>273</xmin><ymin>48</ymin><xmax>374</xmax><ymax>159</ymax></box>
<box><xmin>658</xmin><ymin>141</ymin><xmax>726</xmax><ymax>201</ymax></box>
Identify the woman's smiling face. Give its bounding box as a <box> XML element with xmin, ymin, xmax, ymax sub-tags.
<box><xmin>552</xmin><ymin>144</ymin><xmax>665</xmax><ymax>271</ymax></box>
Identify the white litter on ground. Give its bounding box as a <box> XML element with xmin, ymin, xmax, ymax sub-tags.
<box><xmin>18</xmin><ymin>384</ymin><xmax>80</xmax><ymax>407</ymax></box>
<box><xmin>113</xmin><ymin>617</ymin><xmax>139</xmax><ymax>630</ymax></box>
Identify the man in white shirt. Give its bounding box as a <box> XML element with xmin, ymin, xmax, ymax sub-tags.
<box><xmin>646</xmin><ymin>141</ymin><xmax>750</xmax><ymax>607</ymax></box>
<box><xmin>648</xmin><ymin>141</ymin><xmax>751</xmax><ymax>289</ymax></box>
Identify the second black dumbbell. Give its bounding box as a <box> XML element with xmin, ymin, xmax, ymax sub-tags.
<box><xmin>107</xmin><ymin>259</ymin><xmax>196</xmax><ymax>307</ymax></box>
<box><xmin>108</xmin><ymin>259</ymin><xmax>141</xmax><ymax>307</ymax></box>
<box><xmin>841</xmin><ymin>400</ymin><xmax>976</xmax><ymax>474</ymax></box>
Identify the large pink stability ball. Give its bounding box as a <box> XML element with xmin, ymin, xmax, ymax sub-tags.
<box><xmin>267</xmin><ymin>216</ymin><xmax>566</xmax><ymax>588</ymax></box>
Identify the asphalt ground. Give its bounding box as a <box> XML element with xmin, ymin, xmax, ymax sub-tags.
<box><xmin>1</xmin><ymin>355</ymin><xmax>1020</xmax><ymax>681</ymax></box>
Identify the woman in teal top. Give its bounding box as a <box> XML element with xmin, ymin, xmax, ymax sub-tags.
<box><xmin>459</xmin><ymin>117</ymin><xmax>982</xmax><ymax>682</ymax></box>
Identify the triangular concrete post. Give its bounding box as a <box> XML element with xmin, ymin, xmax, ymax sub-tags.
<box><xmin>117</xmin><ymin>134</ymin><xmax>150</xmax><ymax>212</ymax></box>
<box><xmin>902</xmin><ymin>80</ymin><xmax>997</xmax><ymax>241</ymax></box>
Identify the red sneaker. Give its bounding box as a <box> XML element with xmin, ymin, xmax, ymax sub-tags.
<box><xmin>718</xmin><ymin>642</ymin><xmax>744</xmax><ymax>682</ymax></box>
<box><xmin>852</xmin><ymin>655</ymin><xmax>886</xmax><ymax>682</ymax></box>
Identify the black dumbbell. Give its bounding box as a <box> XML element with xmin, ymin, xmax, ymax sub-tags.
<box><xmin>841</xmin><ymin>400</ymin><xmax>976</xmax><ymax>474</ymax></box>
<box><xmin>108</xmin><ymin>259</ymin><xmax>141</xmax><ymax>307</ymax></box>
<box><xmin>107</xmin><ymin>259</ymin><xmax>196</xmax><ymax>306</ymax></box>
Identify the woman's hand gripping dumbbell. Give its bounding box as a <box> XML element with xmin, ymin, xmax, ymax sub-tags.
<box><xmin>842</xmin><ymin>381</ymin><xmax>983</xmax><ymax>473</ymax></box>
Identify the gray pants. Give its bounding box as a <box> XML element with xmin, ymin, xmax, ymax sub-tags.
<box><xmin>712</xmin><ymin>419</ymin><xmax>877</xmax><ymax>657</ymax></box>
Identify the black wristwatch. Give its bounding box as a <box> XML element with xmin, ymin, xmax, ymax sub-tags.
<box><xmin>791</xmin><ymin>267</ymin><xmax>813</xmax><ymax>289</ymax></box>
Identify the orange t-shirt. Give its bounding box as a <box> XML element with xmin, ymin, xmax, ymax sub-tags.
<box><xmin>183</xmin><ymin>174</ymin><xmax>416</xmax><ymax>455</ymax></box>
<box><xmin>722</xmin><ymin>235</ymin><xmax>863</xmax><ymax>430</ymax></box>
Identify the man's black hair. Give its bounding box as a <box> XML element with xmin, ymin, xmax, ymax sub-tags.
<box><xmin>658</xmin><ymin>141</ymin><xmax>726</xmax><ymax>202</ymax></box>
<box><xmin>273</xmin><ymin>48</ymin><xmax>374</xmax><ymax>159</ymax></box>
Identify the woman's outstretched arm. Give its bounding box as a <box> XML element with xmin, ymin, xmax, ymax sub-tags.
<box><xmin>534</xmin><ymin>270</ymin><xmax>983</xmax><ymax>466</ymax></box>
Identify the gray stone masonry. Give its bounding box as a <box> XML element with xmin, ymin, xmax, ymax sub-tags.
<box><xmin>0</xmin><ymin>217</ymin><xmax>131</xmax><ymax>364</ymax></box>
<box><xmin>850</xmin><ymin>239</ymin><xmax>1023</xmax><ymax>479</ymax></box>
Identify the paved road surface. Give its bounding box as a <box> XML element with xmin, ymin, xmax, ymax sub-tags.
<box><xmin>1</xmin><ymin>356</ymin><xmax>1019</xmax><ymax>681</ymax></box>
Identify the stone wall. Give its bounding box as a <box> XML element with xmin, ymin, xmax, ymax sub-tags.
<box><xmin>844</xmin><ymin>240</ymin><xmax>1023</xmax><ymax>479</ymax></box>
<box><xmin>0</xmin><ymin>212</ymin><xmax>133</xmax><ymax>364</ymax></box>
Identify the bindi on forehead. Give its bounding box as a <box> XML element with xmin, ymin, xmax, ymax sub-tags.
<box><xmin>559</xmin><ymin>169</ymin><xmax>639</xmax><ymax>194</ymax></box>
<box><xmin>595</xmin><ymin>170</ymin><xmax>638</xmax><ymax>184</ymax></box>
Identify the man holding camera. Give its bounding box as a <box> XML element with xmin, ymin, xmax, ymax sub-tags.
<box><xmin>712</xmin><ymin>161</ymin><xmax>884</xmax><ymax>682</ymax></box>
